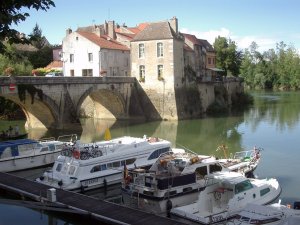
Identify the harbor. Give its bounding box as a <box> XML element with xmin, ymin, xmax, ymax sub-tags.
<box><xmin>1</xmin><ymin>91</ymin><xmax>300</xmax><ymax>224</ymax></box>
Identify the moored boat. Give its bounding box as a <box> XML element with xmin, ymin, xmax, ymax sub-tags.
<box><xmin>121</xmin><ymin>147</ymin><xmax>262</xmax><ymax>214</ymax></box>
<box><xmin>227</xmin><ymin>201</ymin><xmax>300</xmax><ymax>225</ymax></box>
<box><xmin>170</xmin><ymin>171</ymin><xmax>281</xmax><ymax>224</ymax></box>
<box><xmin>0</xmin><ymin>134</ymin><xmax>77</xmax><ymax>172</ymax></box>
<box><xmin>36</xmin><ymin>135</ymin><xmax>172</xmax><ymax>192</ymax></box>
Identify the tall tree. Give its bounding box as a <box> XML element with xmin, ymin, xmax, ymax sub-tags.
<box><xmin>213</xmin><ymin>36</ymin><xmax>242</xmax><ymax>76</ymax></box>
<box><xmin>29</xmin><ymin>23</ymin><xmax>47</xmax><ymax>49</ymax></box>
<box><xmin>0</xmin><ymin>0</ymin><xmax>55</xmax><ymax>54</ymax></box>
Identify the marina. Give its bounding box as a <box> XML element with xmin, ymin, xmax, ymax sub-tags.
<box><xmin>0</xmin><ymin>171</ymin><xmax>185</xmax><ymax>225</ymax></box>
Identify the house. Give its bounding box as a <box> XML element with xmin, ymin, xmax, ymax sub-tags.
<box><xmin>62</xmin><ymin>21</ymin><xmax>130</xmax><ymax>77</ymax></box>
<box><xmin>130</xmin><ymin>17</ymin><xmax>185</xmax><ymax>90</ymax></box>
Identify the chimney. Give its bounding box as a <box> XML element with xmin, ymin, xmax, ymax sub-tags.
<box><xmin>66</xmin><ymin>28</ymin><xmax>72</xmax><ymax>36</ymax></box>
<box><xmin>169</xmin><ymin>16</ymin><xmax>178</xmax><ymax>34</ymax></box>
<box><xmin>107</xmin><ymin>21</ymin><xmax>116</xmax><ymax>39</ymax></box>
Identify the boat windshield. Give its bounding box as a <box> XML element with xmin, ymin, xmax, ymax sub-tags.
<box><xmin>235</xmin><ymin>179</ymin><xmax>253</xmax><ymax>194</ymax></box>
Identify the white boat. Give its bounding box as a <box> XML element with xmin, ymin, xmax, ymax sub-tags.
<box><xmin>0</xmin><ymin>134</ymin><xmax>77</xmax><ymax>172</ymax></box>
<box><xmin>36</xmin><ymin>136</ymin><xmax>172</xmax><ymax>192</ymax></box>
<box><xmin>121</xmin><ymin>147</ymin><xmax>261</xmax><ymax>214</ymax></box>
<box><xmin>227</xmin><ymin>201</ymin><xmax>300</xmax><ymax>225</ymax></box>
<box><xmin>218</xmin><ymin>147</ymin><xmax>261</xmax><ymax>176</ymax></box>
<box><xmin>170</xmin><ymin>171</ymin><xmax>281</xmax><ymax>224</ymax></box>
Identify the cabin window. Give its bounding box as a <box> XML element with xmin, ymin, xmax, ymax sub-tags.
<box><xmin>183</xmin><ymin>187</ymin><xmax>193</xmax><ymax>192</ymax></box>
<box><xmin>49</xmin><ymin>144</ymin><xmax>55</xmax><ymax>151</ymax></box>
<box><xmin>195</xmin><ymin>166</ymin><xmax>208</xmax><ymax>179</ymax></box>
<box><xmin>101</xmin><ymin>164</ymin><xmax>107</xmax><ymax>170</ymax></box>
<box><xmin>112</xmin><ymin>161</ymin><xmax>120</xmax><ymax>168</ymax></box>
<box><xmin>147</xmin><ymin>147</ymin><xmax>171</xmax><ymax>160</ymax></box>
<box><xmin>91</xmin><ymin>165</ymin><xmax>101</xmax><ymax>173</ymax></box>
<box><xmin>56</xmin><ymin>163</ymin><xmax>62</xmax><ymax>172</ymax></box>
<box><xmin>68</xmin><ymin>166</ymin><xmax>76</xmax><ymax>175</ymax></box>
<box><xmin>40</xmin><ymin>147</ymin><xmax>49</xmax><ymax>152</ymax></box>
<box><xmin>107</xmin><ymin>163</ymin><xmax>113</xmax><ymax>169</ymax></box>
<box><xmin>126</xmin><ymin>158</ymin><xmax>136</xmax><ymax>165</ymax></box>
<box><xmin>260</xmin><ymin>188</ymin><xmax>270</xmax><ymax>196</ymax></box>
<box><xmin>235</xmin><ymin>180</ymin><xmax>253</xmax><ymax>194</ymax></box>
<box><xmin>209</xmin><ymin>164</ymin><xmax>222</xmax><ymax>173</ymax></box>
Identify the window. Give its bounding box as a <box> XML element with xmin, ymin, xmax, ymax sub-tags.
<box><xmin>70</xmin><ymin>70</ymin><xmax>74</xmax><ymax>77</ymax></box>
<box><xmin>208</xmin><ymin>58</ymin><xmax>211</xmax><ymax>64</ymax></box>
<box><xmin>88</xmin><ymin>53</ymin><xmax>93</xmax><ymax>62</ymax></box>
<box><xmin>70</xmin><ymin>54</ymin><xmax>74</xmax><ymax>63</ymax></box>
<box><xmin>148</xmin><ymin>147</ymin><xmax>171</xmax><ymax>160</ymax></box>
<box><xmin>235</xmin><ymin>180</ymin><xmax>253</xmax><ymax>194</ymax></box>
<box><xmin>82</xmin><ymin>69</ymin><xmax>93</xmax><ymax>76</ymax></box>
<box><xmin>157</xmin><ymin>42</ymin><xmax>163</xmax><ymax>57</ymax></box>
<box><xmin>260</xmin><ymin>188</ymin><xmax>270</xmax><ymax>196</ymax></box>
<box><xmin>139</xmin><ymin>43</ymin><xmax>145</xmax><ymax>58</ymax></box>
<box><xmin>56</xmin><ymin>163</ymin><xmax>62</xmax><ymax>172</ymax></box>
<box><xmin>158</xmin><ymin>65</ymin><xmax>163</xmax><ymax>80</ymax></box>
<box><xmin>139</xmin><ymin>65</ymin><xmax>145</xmax><ymax>82</ymax></box>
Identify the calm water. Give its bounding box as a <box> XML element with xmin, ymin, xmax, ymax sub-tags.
<box><xmin>1</xmin><ymin>91</ymin><xmax>300</xmax><ymax>224</ymax></box>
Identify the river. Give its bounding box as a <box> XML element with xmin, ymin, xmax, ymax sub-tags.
<box><xmin>1</xmin><ymin>91</ymin><xmax>300</xmax><ymax>224</ymax></box>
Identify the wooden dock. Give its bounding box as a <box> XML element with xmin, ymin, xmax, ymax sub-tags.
<box><xmin>0</xmin><ymin>172</ymin><xmax>187</xmax><ymax>225</ymax></box>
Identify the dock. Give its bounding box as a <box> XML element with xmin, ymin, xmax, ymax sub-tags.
<box><xmin>0</xmin><ymin>172</ymin><xmax>186</xmax><ymax>225</ymax></box>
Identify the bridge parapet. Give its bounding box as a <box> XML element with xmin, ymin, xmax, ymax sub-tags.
<box><xmin>0</xmin><ymin>76</ymin><xmax>136</xmax><ymax>85</ymax></box>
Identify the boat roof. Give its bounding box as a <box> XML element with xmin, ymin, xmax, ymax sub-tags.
<box><xmin>207</xmin><ymin>171</ymin><xmax>248</xmax><ymax>184</ymax></box>
<box><xmin>0</xmin><ymin>139</ymin><xmax>38</xmax><ymax>153</ymax></box>
<box><xmin>0</xmin><ymin>139</ymin><xmax>37</xmax><ymax>147</ymax></box>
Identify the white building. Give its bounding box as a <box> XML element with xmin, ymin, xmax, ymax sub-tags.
<box><xmin>62</xmin><ymin>22</ymin><xmax>130</xmax><ymax>77</ymax></box>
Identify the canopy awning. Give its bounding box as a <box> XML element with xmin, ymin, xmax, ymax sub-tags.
<box><xmin>208</xmin><ymin>68</ymin><xmax>224</xmax><ymax>72</ymax></box>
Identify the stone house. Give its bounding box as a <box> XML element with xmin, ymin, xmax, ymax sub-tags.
<box><xmin>62</xmin><ymin>21</ymin><xmax>130</xmax><ymax>77</ymax></box>
<box><xmin>131</xmin><ymin>17</ymin><xmax>185</xmax><ymax>90</ymax></box>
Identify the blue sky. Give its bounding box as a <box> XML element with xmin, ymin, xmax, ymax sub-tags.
<box><xmin>12</xmin><ymin>0</ymin><xmax>300</xmax><ymax>52</ymax></box>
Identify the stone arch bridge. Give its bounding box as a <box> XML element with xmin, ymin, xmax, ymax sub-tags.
<box><xmin>0</xmin><ymin>76</ymin><xmax>141</xmax><ymax>129</ymax></box>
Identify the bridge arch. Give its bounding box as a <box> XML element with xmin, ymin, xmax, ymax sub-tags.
<box><xmin>1</xmin><ymin>93</ymin><xmax>60</xmax><ymax>129</ymax></box>
<box><xmin>77</xmin><ymin>87</ymin><xmax>127</xmax><ymax>119</ymax></box>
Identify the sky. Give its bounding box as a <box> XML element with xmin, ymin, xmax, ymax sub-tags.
<box><xmin>12</xmin><ymin>0</ymin><xmax>300</xmax><ymax>52</ymax></box>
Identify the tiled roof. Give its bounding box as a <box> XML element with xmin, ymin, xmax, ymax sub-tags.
<box><xmin>132</xmin><ymin>21</ymin><xmax>177</xmax><ymax>41</ymax></box>
<box><xmin>183</xmin><ymin>33</ymin><xmax>202</xmax><ymax>45</ymax></box>
<box><xmin>46</xmin><ymin>60</ymin><xmax>63</xmax><ymax>69</ymax></box>
<box><xmin>184</xmin><ymin>43</ymin><xmax>194</xmax><ymax>52</ymax></box>
<box><xmin>199</xmin><ymin>39</ymin><xmax>215</xmax><ymax>52</ymax></box>
<box><xmin>77</xmin><ymin>31</ymin><xmax>129</xmax><ymax>51</ymax></box>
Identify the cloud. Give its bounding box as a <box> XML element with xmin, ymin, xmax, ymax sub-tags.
<box><xmin>180</xmin><ymin>27</ymin><xmax>279</xmax><ymax>52</ymax></box>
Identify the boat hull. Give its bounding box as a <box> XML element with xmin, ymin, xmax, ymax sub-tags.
<box><xmin>0</xmin><ymin>151</ymin><xmax>61</xmax><ymax>172</ymax></box>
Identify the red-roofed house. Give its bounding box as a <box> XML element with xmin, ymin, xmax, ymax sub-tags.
<box><xmin>62</xmin><ymin>21</ymin><xmax>130</xmax><ymax>77</ymax></box>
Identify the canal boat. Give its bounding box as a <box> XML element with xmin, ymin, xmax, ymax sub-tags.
<box><xmin>121</xmin><ymin>148</ymin><xmax>261</xmax><ymax>214</ymax></box>
<box><xmin>0</xmin><ymin>134</ymin><xmax>77</xmax><ymax>172</ymax></box>
<box><xmin>170</xmin><ymin>171</ymin><xmax>281</xmax><ymax>224</ymax></box>
<box><xmin>36</xmin><ymin>136</ymin><xmax>172</xmax><ymax>192</ymax></box>
<box><xmin>227</xmin><ymin>201</ymin><xmax>300</xmax><ymax>225</ymax></box>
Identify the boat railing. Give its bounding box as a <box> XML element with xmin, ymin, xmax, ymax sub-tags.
<box><xmin>233</xmin><ymin>147</ymin><xmax>262</xmax><ymax>161</ymax></box>
<box><xmin>57</xmin><ymin>134</ymin><xmax>77</xmax><ymax>143</ymax></box>
<box><xmin>39</xmin><ymin>137</ymin><xmax>56</xmax><ymax>142</ymax></box>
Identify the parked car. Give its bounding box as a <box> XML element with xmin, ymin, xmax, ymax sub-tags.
<box><xmin>45</xmin><ymin>72</ymin><xmax>63</xmax><ymax>77</ymax></box>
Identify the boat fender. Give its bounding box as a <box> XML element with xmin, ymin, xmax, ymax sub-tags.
<box><xmin>166</xmin><ymin>199</ymin><xmax>172</xmax><ymax>217</ymax></box>
<box><xmin>73</xmin><ymin>150</ymin><xmax>80</xmax><ymax>159</ymax></box>
<box><xmin>58</xmin><ymin>180</ymin><xmax>63</xmax><ymax>187</ymax></box>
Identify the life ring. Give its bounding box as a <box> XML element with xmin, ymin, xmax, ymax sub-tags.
<box><xmin>73</xmin><ymin>150</ymin><xmax>80</xmax><ymax>159</ymax></box>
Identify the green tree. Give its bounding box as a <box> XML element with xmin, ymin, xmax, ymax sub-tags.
<box><xmin>29</xmin><ymin>23</ymin><xmax>47</xmax><ymax>49</ymax></box>
<box><xmin>0</xmin><ymin>0</ymin><xmax>55</xmax><ymax>54</ymax></box>
<box><xmin>213</xmin><ymin>36</ymin><xmax>242</xmax><ymax>76</ymax></box>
